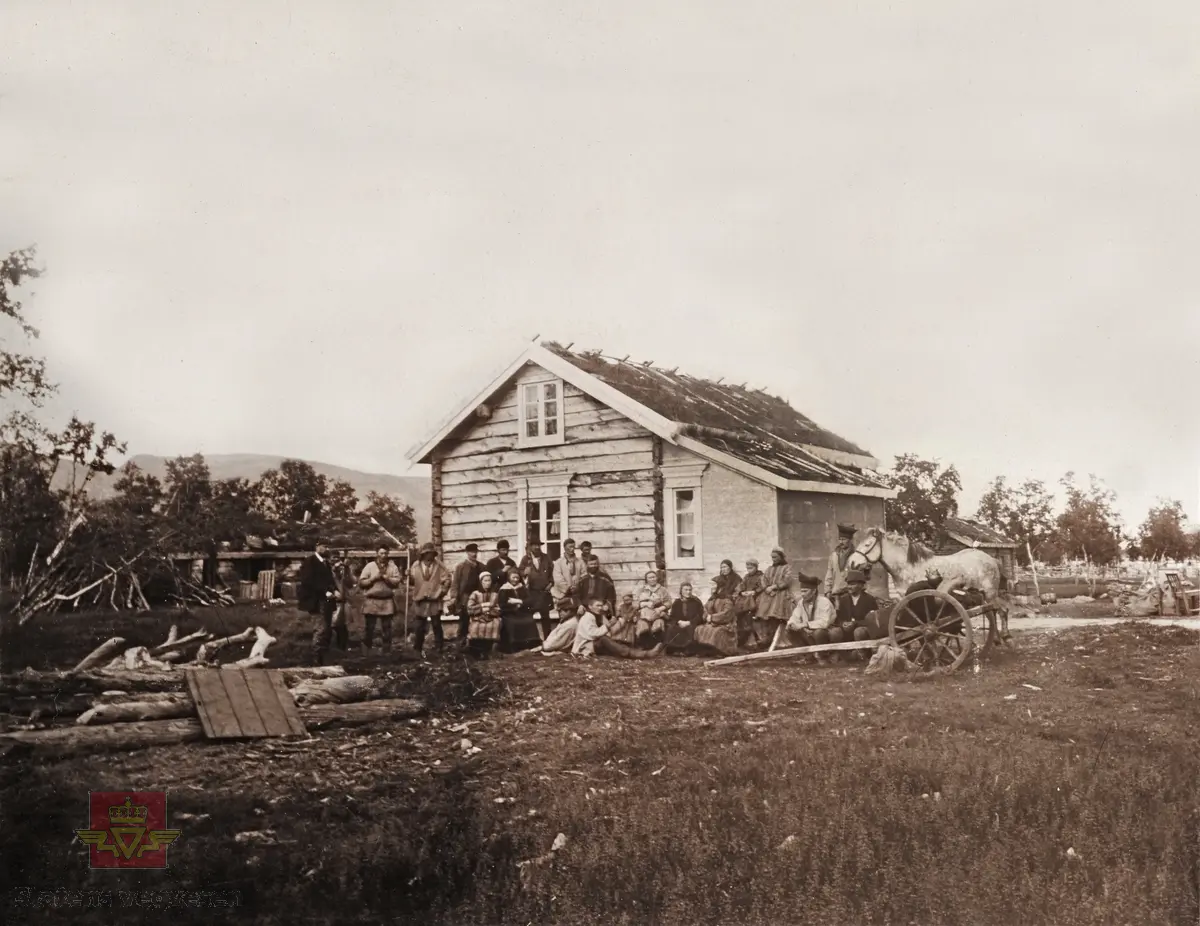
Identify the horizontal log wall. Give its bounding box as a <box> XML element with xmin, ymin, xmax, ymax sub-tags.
<box><xmin>438</xmin><ymin>363</ymin><xmax>659</xmax><ymax>593</ymax></box>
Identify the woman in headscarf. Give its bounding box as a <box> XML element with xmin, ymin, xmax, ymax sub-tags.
<box><xmin>694</xmin><ymin>587</ymin><xmax>738</xmax><ymax>656</ymax></box>
<box><xmin>735</xmin><ymin>557</ymin><xmax>766</xmax><ymax>649</ymax></box>
<box><xmin>755</xmin><ymin>546</ymin><xmax>795</xmax><ymax>644</ymax></box>
<box><xmin>664</xmin><ymin>582</ymin><xmax>705</xmax><ymax>654</ymax></box>
<box><xmin>498</xmin><ymin>567</ymin><xmax>533</xmax><ymax>651</ymax></box>
<box><xmin>709</xmin><ymin>559</ymin><xmax>741</xmax><ymax>602</ymax></box>
<box><xmin>634</xmin><ymin>570</ymin><xmax>672</xmax><ymax>647</ymax></box>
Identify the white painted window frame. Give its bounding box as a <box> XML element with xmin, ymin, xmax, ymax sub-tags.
<box><xmin>514</xmin><ymin>473</ymin><xmax>573</xmax><ymax>558</ymax></box>
<box><xmin>517</xmin><ymin>378</ymin><xmax>566</xmax><ymax>448</ymax></box>
<box><xmin>662</xmin><ymin>462</ymin><xmax>707</xmax><ymax>569</ymax></box>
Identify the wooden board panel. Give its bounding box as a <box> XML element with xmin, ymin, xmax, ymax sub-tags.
<box><xmin>218</xmin><ymin>670</ymin><xmax>269</xmax><ymax>737</ymax></box>
<box><xmin>187</xmin><ymin>669</ymin><xmax>244</xmax><ymax>738</ymax></box>
<box><xmin>248</xmin><ymin>670</ymin><xmax>307</xmax><ymax>736</ymax></box>
<box><xmin>186</xmin><ymin>669</ymin><xmax>304</xmax><ymax>739</ymax></box>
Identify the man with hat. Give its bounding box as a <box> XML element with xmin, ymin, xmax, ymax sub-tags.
<box><xmin>824</xmin><ymin>523</ymin><xmax>860</xmax><ymax>598</ymax></box>
<box><xmin>785</xmin><ymin>573</ymin><xmax>837</xmax><ymax>651</ymax></box>
<box><xmin>831</xmin><ymin>568</ymin><xmax>879</xmax><ymax>650</ymax></box>
<box><xmin>485</xmin><ymin>540</ymin><xmax>518</xmax><ymax>590</ymax></box>
<box><xmin>408</xmin><ymin>542</ymin><xmax>452</xmax><ymax>657</ymax></box>
<box><xmin>451</xmin><ymin>543</ymin><xmax>485</xmax><ymax>649</ymax></box>
<box><xmin>519</xmin><ymin>538</ymin><xmax>556</xmax><ymax>640</ymax></box>
<box><xmin>297</xmin><ymin>538</ymin><xmax>340</xmax><ymax>666</ymax></box>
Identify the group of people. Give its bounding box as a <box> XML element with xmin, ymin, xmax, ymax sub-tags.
<box><xmin>294</xmin><ymin>523</ymin><xmax>892</xmax><ymax>666</ymax></box>
<box><xmin>540</xmin><ymin>525</ymin><xmax>885</xmax><ymax>662</ymax></box>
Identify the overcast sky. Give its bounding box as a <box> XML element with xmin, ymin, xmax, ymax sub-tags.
<box><xmin>3</xmin><ymin>1</ymin><xmax>1198</xmax><ymax>529</ymax></box>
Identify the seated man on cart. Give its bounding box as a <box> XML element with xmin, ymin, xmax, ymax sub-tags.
<box><xmin>832</xmin><ymin>569</ymin><xmax>878</xmax><ymax>648</ymax></box>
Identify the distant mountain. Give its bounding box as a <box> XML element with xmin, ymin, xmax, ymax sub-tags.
<box><xmin>82</xmin><ymin>453</ymin><xmax>432</xmax><ymax>540</ymax></box>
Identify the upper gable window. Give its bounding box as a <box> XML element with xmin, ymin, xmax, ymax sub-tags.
<box><xmin>518</xmin><ymin>379</ymin><xmax>565</xmax><ymax>447</ymax></box>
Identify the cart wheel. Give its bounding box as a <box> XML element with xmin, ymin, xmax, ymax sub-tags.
<box><xmin>889</xmin><ymin>589</ymin><xmax>973</xmax><ymax>674</ymax></box>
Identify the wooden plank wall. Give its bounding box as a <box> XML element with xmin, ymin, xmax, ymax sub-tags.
<box><xmin>437</xmin><ymin>363</ymin><xmax>659</xmax><ymax>594</ymax></box>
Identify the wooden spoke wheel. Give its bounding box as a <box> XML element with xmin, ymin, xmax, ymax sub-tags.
<box><xmin>888</xmin><ymin>589</ymin><xmax>973</xmax><ymax>674</ymax></box>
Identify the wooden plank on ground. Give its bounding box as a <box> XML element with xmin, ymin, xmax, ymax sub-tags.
<box><xmin>704</xmin><ymin>638</ymin><xmax>882</xmax><ymax>667</ymax></box>
<box><xmin>186</xmin><ymin>669</ymin><xmax>243</xmax><ymax>738</ymax></box>
<box><xmin>251</xmin><ymin>670</ymin><xmax>307</xmax><ymax>736</ymax></box>
<box><xmin>218</xmin><ymin>669</ymin><xmax>269</xmax><ymax>737</ymax></box>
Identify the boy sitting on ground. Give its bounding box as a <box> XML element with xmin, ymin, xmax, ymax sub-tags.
<box><xmin>573</xmin><ymin>599</ymin><xmax>664</xmax><ymax>660</ymax></box>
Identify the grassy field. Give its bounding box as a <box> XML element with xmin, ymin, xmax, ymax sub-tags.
<box><xmin>3</xmin><ymin>604</ymin><xmax>1200</xmax><ymax>925</ymax></box>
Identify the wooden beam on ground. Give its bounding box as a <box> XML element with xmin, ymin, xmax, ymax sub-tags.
<box><xmin>0</xmin><ymin>698</ymin><xmax>427</xmax><ymax>757</ymax></box>
<box><xmin>705</xmin><ymin>638</ymin><xmax>881</xmax><ymax>667</ymax></box>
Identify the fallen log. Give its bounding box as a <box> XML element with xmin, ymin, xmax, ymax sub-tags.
<box><xmin>225</xmin><ymin>656</ymin><xmax>269</xmax><ymax>670</ymax></box>
<box><xmin>71</xmin><ymin>638</ymin><xmax>126</xmax><ymax>675</ymax></box>
<box><xmin>5</xmin><ymin>665</ymin><xmax>345</xmax><ymax>693</ymax></box>
<box><xmin>78</xmin><ymin>696</ymin><xmax>194</xmax><ymax>725</ymax></box>
<box><xmin>153</xmin><ymin>629</ymin><xmax>209</xmax><ymax>653</ymax></box>
<box><xmin>1</xmin><ymin>698</ymin><xmax>427</xmax><ymax>757</ymax></box>
<box><xmin>247</xmin><ymin>626</ymin><xmax>275</xmax><ymax>660</ymax></box>
<box><xmin>278</xmin><ymin>666</ymin><xmax>347</xmax><ymax>684</ymax></box>
<box><xmin>194</xmin><ymin>628</ymin><xmax>255</xmax><ymax>665</ymax></box>
<box><xmin>96</xmin><ymin>691</ymin><xmax>186</xmax><ymax>705</ymax></box>
<box><xmin>290</xmin><ymin>675</ymin><xmax>379</xmax><ymax>706</ymax></box>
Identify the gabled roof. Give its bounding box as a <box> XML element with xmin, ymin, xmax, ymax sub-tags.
<box><xmin>408</xmin><ymin>341</ymin><xmax>895</xmax><ymax>498</ymax></box>
<box><xmin>943</xmin><ymin>517</ymin><xmax>1018</xmax><ymax>548</ymax></box>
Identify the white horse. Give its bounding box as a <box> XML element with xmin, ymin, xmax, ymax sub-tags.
<box><xmin>846</xmin><ymin>527</ymin><xmax>1010</xmax><ymax>641</ymax></box>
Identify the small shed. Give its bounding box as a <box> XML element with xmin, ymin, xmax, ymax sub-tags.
<box><xmin>938</xmin><ymin>517</ymin><xmax>1018</xmax><ymax>582</ymax></box>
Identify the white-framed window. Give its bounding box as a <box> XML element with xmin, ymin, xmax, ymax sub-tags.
<box><xmin>663</xmin><ymin>462</ymin><xmax>707</xmax><ymax>569</ymax></box>
<box><xmin>518</xmin><ymin>379</ymin><xmax>565</xmax><ymax>448</ymax></box>
<box><xmin>515</xmin><ymin>473</ymin><xmax>572</xmax><ymax>560</ymax></box>
<box><xmin>524</xmin><ymin>498</ymin><xmax>565</xmax><ymax>560</ymax></box>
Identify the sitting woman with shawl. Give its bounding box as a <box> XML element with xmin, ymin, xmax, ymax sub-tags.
<box><xmin>465</xmin><ymin>571</ymin><xmax>502</xmax><ymax>658</ymax></box>
<box><xmin>634</xmin><ymin>570</ymin><xmax>672</xmax><ymax>646</ymax></box>
<box><xmin>607</xmin><ymin>592</ymin><xmax>639</xmax><ymax>645</ymax></box>
<box><xmin>664</xmin><ymin>582</ymin><xmax>705</xmax><ymax>654</ymax></box>
<box><xmin>498</xmin><ymin>567</ymin><xmax>537</xmax><ymax>651</ymax></box>
<box><xmin>734</xmin><ymin>557</ymin><xmax>766</xmax><ymax>649</ymax></box>
<box><xmin>693</xmin><ymin>591</ymin><xmax>738</xmax><ymax>657</ymax></box>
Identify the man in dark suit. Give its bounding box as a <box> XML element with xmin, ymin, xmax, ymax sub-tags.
<box><xmin>575</xmin><ymin>556</ymin><xmax>616</xmax><ymax>617</ymax></box>
<box><xmin>519</xmin><ymin>539</ymin><xmax>556</xmax><ymax>639</ymax></box>
<box><xmin>831</xmin><ymin>568</ymin><xmax>878</xmax><ymax>648</ymax></box>
<box><xmin>451</xmin><ymin>543</ymin><xmax>485</xmax><ymax>648</ymax></box>
<box><xmin>297</xmin><ymin>539</ymin><xmax>340</xmax><ymax>665</ymax></box>
<box><xmin>485</xmin><ymin>540</ymin><xmax>518</xmax><ymax>590</ymax></box>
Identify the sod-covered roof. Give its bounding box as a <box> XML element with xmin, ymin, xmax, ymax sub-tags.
<box><xmin>541</xmin><ymin>342</ymin><xmax>886</xmax><ymax>488</ymax></box>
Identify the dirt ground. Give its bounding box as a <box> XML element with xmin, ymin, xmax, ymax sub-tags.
<box><xmin>4</xmin><ymin>606</ymin><xmax>1200</xmax><ymax>925</ymax></box>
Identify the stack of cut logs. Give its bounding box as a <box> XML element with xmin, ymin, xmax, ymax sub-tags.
<box><xmin>0</xmin><ymin>623</ymin><xmax>425</xmax><ymax>757</ymax></box>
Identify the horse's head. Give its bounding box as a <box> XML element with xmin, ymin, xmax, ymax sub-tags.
<box><xmin>846</xmin><ymin>526</ymin><xmax>884</xmax><ymax>570</ymax></box>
